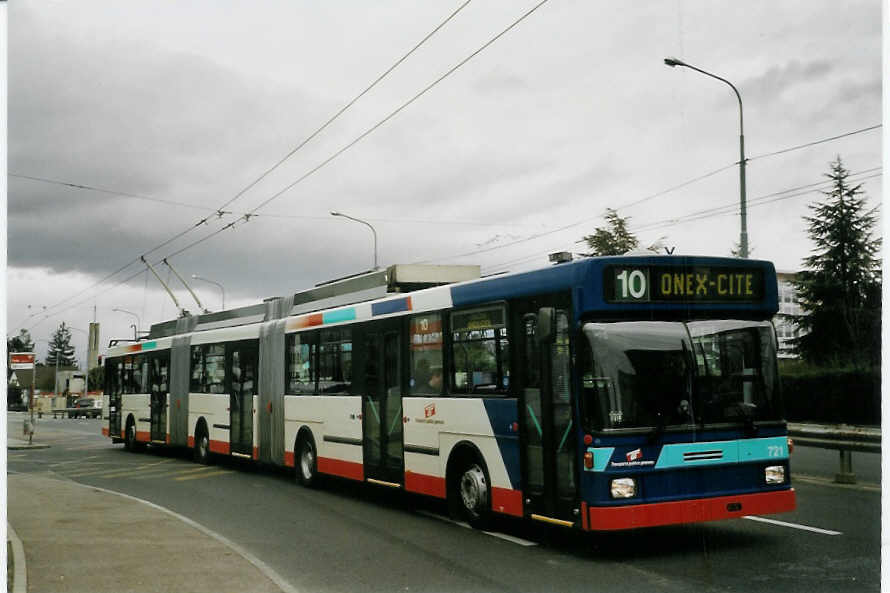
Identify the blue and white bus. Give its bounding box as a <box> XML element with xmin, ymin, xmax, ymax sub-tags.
<box><xmin>103</xmin><ymin>254</ymin><xmax>795</xmax><ymax>530</ymax></box>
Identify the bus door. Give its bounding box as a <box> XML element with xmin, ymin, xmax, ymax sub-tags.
<box><xmin>228</xmin><ymin>340</ymin><xmax>258</xmax><ymax>457</ymax></box>
<box><xmin>362</xmin><ymin>320</ymin><xmax>404</xmax><ymax>486</ymax></box>
<box><xmin>107</xmin><ymin>358</ymin><xmax>122</xmax><ymax>439</ymax></box>
<box><xmin>149</xmin><ymin>351</ymin><xmax>170</xmax><ymax>443</ymax></box>
<box><xmin>518</xmin><ymin>308</ymin><xmax>577</xmax><ymax>524</ymax></box>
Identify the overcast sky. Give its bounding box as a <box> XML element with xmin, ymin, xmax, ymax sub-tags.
<box><xmin>6</xmin><ymin>0</ymin><xmax>882</xmax><ymax>363</ymax></box>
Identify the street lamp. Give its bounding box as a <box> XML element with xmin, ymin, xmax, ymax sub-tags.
<box><xmin>331</xmin><ymin>211</ymin><xmax>379</xmax><ymax>270</ymax></box>
<box><xmin>664</xmin><ymin>57</ymin><xmax>748</xmax><ymax>258</ymax></box>
<box><xmin>112</xmin><ymin>308</ymin><xmax>141</xmax><ymax>340</ymax></box>
<box><xmin>191</xmin><ymin>274</ymin><xmax>226</xmax><ymax>310</ymax></box>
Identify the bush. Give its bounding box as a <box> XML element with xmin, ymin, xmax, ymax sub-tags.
<box><xmin>779</xmin><ymin>362</ymin><xmax>880</xmax><ymax>426</ymax></box>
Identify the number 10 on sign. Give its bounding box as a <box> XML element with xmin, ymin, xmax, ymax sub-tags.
<box><xmin>615</xmin><ymin>268</ymin><xmax>649</xmax><ymax>301</ymax></box>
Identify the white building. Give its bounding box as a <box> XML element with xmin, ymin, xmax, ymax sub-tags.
<box><xmin>774</xmin><ymin>271</ymin><xmax>803</xmax><ymax>357</ymax></box>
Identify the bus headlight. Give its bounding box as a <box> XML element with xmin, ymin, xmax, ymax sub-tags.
<box><xmin>610</xmin><ymin>477</ymin><xmax>636</xmax><ymax>498</ymax></box>
<box><xmin>765</xmin><ymin>465</ymin><xmax>785</xmax><ymax>484</ymax></box>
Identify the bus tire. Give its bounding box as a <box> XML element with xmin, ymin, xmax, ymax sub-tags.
<box><xmin>194</xmin><ymin>421</ymin><xmax>211</xmax><ymax>465</ymax></box>
<box><xmin>448</xmin><ymin>449</ymin><xmax>492</xmax><ymax>530</ymax></box>
<box><xmin>124</xmin><ymin>417</ymin><xmax>138</xmax><ymax>452</ymax></box>
<box><xmin>295</xmin><ymin>432</ymin><xmax>318</xmax><ymax>487</ymax></box>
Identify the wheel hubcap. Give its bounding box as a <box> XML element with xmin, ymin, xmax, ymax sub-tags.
<box><xmin>199</xmin><ymin>435</ymin><xmax>208</xmax><ymax>457</ymax></box>
<box><xmin>460</xmin><ymin>465</ymin><xmax>487</xmax><ymax>513</ymax></box>
<box><xmin>301</xmin><ymin>444</ymin><xmax>314</xmax><ymax>479</ymax></box>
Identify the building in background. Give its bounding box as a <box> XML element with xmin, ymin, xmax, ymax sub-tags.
<box><xmin>774</xmin><ymin>271</ymin><xmax>802</xmax><ymax>358</ymax></box>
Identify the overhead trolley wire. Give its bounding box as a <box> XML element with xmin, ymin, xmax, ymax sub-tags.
<box><xmin>244</xmin><ymin>0</ymin><xmax>552</xmax><ymax>216</ymax></box>
<box><xmin>421</xmin><ymin>125</ymin><xmax>884</xmax><ymax>264</ymax></box>
<box><xmin>747</xmin><ymin>123</ymin><xmax>882</xmax><ymax>162</ymax></box>
<box><xmin>212</xmin><ymin>0</ymin><xmax>474</xmax><ymax>215</ymax></box>
<box><xmin>452</xmin><ymin>166</ymin><xmax>883</xmax><ymax>271</ymax></box>
<box><xmin>142</xmin><ymin>0</ymin><xmax>552</xmax><ymax>281</ymax></box>
<box><xmin>24</xmin><ymin>1</ymin><xmax>474</xmax><ymax>321</ymax></box>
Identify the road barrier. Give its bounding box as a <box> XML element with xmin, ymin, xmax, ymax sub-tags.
<box><xmin>788</xmin><ymin>422</ymin><xmax>881</xmax><ymax>484</ymax></box>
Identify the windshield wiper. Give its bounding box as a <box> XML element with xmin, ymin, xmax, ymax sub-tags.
<box><xmin>648</xmin><ymin>410</ymin><xmax>667</xmax><ymax>443</ymax></box>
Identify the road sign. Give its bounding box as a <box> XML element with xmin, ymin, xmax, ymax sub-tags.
<box><xmin>9</xmin><ymin>352</ymin><xmax>35</xmax><ymax>370</ymax></box>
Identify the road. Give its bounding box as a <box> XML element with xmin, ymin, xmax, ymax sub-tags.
<box><xmin>7</xmin><ymin>413</ymin><xmax>881</xmax><ymax>592</ymax></box>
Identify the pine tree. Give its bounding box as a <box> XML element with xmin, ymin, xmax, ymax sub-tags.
<box><xmin>7</xmin><ymin>329</ymin><xmax>34</xmax><ymax>353</ymax></box>
<box><xmin>582</xmin><ymin>209</ymin><xmax>666</xmax><ymax>256</ymax></box>
<box><xmin>46</xmin><ymin>322</ymin><xmax>77</xmax><ymax>367</ymax></box>
<box><xmin>792</xmin><ymin>157</ymin><xmax>881</xmax><ymax>367</ymax></box>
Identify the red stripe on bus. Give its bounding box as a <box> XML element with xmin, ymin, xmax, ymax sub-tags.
<box><xmin>166</xmin><ymin>434</ymin><xmax>171</xmax><ymax>445</ymax></box>
<box><xmin>587</xmin><ymin>489</ymin><xmax>797</xmax><ymax>530</ymax></box>
<box><xmin>404</xmin><ymin>472</ymin><xmax>446</xmax><ymax>498</ymax></box>
<box><xmin>581</xmin><ymin>501</ymin><xmax>589</xmax><ymax>530</ymax></box>
<box><xmin>102</xmin><ymin>427</ymin><xmax>109</xmax><ymax>437</ymax></box>
<box><xmin>135</xmin><ymin>431</ymin><xmax>150</xmax><ymax>442</ymax></box>
<box><xmin>121</xmin><ymin>430</ymin><xmax>126</xmax><ymax>439</ymax></box>
<box><xmin>491</xmin><ymin>487</ymin><xmax>523</xmax><ymax>517</ymax></box>
<box><xmin>318</xmin><ymin>457</ymin><xmax>363</xmax><ymax>481</ymax></box>
<box><xmin>188</xmin><ymin>436</ymin><xmax>195</xmax><ymax>448</ymax></box>
<box><xmin>209</xmin><ymin>440</ymin><xmax>230</xmax><ymax>455</ymax></box>
<box><xmin>253</xmin><ymin>447</ymin><xmax>259</xmax><ymax>460</ymax></box>
<box><xmin>284</xmin><ymin>451</ymin><xmax>295</xmax><ymax>467</ymax></box>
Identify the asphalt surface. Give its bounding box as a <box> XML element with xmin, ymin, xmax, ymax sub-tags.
<box><xmin>7</xmin><ymin>413</ymin><xmax>881</xmax><ymax>593</ymax></box>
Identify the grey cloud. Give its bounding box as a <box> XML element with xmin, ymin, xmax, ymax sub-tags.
<box><xmin>741</xmin><ymin>59</ymin><xmax>834</xmax><ymax>103</ymax></box>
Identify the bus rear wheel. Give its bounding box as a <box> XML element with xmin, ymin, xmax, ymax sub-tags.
<box><xmin>194</xmin><ymin>425</ymin><xmax>211</xmax><ymax>465</ymax></box>
<box><xmin>296</xmin><ymin>435</ymin><xmax>317</xmax><ymax>487</ymax></box>
<box><xmin>124</xmin><ymin>419</ymin><xmax>142</xmax><ymax>453</ymax></box>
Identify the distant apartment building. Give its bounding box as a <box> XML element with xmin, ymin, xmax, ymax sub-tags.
<box><xmin>774</xmin><ymin>271</ymin><xmax>802</xmax><ymax>357</ymax></box>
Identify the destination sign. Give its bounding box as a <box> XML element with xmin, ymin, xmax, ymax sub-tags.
<box><xmin>605</xmin><ymin>266</ymin><xmax>765</xmax><ymax>303</ymax></box>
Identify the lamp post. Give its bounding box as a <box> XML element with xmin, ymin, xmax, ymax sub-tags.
<box><xmin>330</xmin><ymin>211</ymin><xmax>378</xmax><ymax>270</ymax></box>
<box><xmin>664</xmin><ymin>57</ymin><xmax>748</xmax><ymax>259</ymax></box>
<box><xmin>112</xmin><ymin>308</ymin><xmax>141</xmax><ymax>340</ymax></box>
<box><xmin>191</xmin><ymin>274</ymin><xmax>226</xmax><ymax>310</ymax></box>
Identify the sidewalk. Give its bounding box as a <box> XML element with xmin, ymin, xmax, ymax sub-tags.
<box><xmin>8</xmin><ymin>437</ymin><xmax>50</xmax><ymax>450</ymax></box>
<box><xmin>8</xmin><ymin>473</ymin><xmax>287</xmax><ymax>593</ymax></box>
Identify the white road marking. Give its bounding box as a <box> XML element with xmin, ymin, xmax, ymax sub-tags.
<box><xmin>742</xmin><ymin>515</ymin><xmax>842</xmax><ymax>535</ymax></box>
<box><xmin>481</xmin><ymin>529</ymin><xmax>538</xmax><ymax>547</ymax></box>
<box><xmin>416</xmin><ymin>510</ymin><xmax>538</xmax><ymax>546</ymax></box>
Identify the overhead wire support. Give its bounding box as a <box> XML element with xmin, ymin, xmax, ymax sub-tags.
<box><xmin>163</xmin><ymin>258</ymin><xmax>209</xmax><ymax>314</ymax></box>
<box><xmin>141</xmin><ymin>256</ymin><xmax>189</xmax><ymax>318</ymax></box>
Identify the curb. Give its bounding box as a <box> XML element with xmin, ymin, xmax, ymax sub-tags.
<box><xmin>8</xmin><ymin>523</ymin><xmax>27</xmax><ymax>593</ymax></box>
<box><xmin>8</xmin><ymin>443</ymin><xmax>51</xmax><ymax>450</ymax></box>
<box><xmin>57</xmin><ymin>480</ymin><xmax>299</xmax><ymax>593</ymax></box>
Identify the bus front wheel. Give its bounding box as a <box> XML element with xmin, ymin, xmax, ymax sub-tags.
<box><xmin>449</xmin><ymin>457</ymin><xmax>492</xmax><ymax>529</ymax></box>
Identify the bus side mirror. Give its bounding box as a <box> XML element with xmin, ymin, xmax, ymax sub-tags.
<box><xmin>535</xmin><ymin>307</ymin><xmax>556</xmax><ymax>344</ymax></box>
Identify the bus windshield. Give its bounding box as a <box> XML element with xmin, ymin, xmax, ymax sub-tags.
<box><xmin>580</xmin><ymin>320</ymin><xmax>782</xmax><ymax>431</ymax></box>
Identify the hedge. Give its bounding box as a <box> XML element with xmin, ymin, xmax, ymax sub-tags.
<box><xmin>780</xmin><ymin>367</ymin><xmax>881</xmax><ymax>426</ymax></box>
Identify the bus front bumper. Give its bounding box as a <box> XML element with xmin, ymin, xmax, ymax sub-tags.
<box><xmin>584</xmin><ymin>488</ymin><xmax>796</xmax><ymax>531</ymax></box>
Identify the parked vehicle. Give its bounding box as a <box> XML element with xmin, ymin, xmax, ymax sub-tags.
<box><xmin>72</xmin><ymin>397</ymin><xmax>101</xmax><ymax>418</ymax></box>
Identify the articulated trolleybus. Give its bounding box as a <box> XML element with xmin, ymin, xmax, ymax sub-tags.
<box><xmin>103</xmin><ymin>255</ymin><xmax>795</xmax><ymax>531</ymax></box>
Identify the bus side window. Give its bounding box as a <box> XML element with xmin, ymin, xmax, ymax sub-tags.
<box><xmin>319</xmin><ymin>328</ymin><xmax>351</xmax><ymax>394</ymax></box>
<box><xmin>190</xmin><ymin>346</ymin><xmax>204</xmax><ymax>393</ymax></box>
<box><xmin>204</xmin><ymin>344</ymin><xmax>226</xmax><ymax>394</ymax></box>
<box><xmin>450</xmin><ymin>305</ymin><xmax>509</xmax><ymax>395</ymax></box>
<box><xmin>286</xmin><ymin>332</ymin><xmax>317</xmax><ymax>394</ymax></box>
<box><xmin>409</xmin><ymin>312</ymin><xmax>444</xmax><ymax>395</ymax></box>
